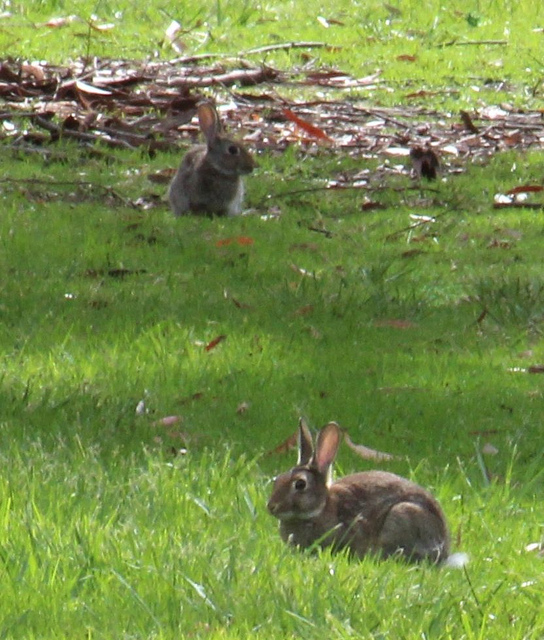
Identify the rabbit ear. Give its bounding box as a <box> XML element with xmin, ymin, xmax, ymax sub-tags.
<box><xmin>197</xmin><ymin>103</ymin><xmax>221</xmax><ymax>145</ymax></box>
<box><xmin>297</xmin><ymin>418</ymin><xmax>314</xmax><ymax>466</ymax></box>
<box><xmin>313</xmin><ymin>422</ymin><xmax>342</xmax><ymax>476</ymax></box>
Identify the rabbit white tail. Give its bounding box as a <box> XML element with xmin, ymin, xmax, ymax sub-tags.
<box><xmin>444</xmin><ymin>551</ymin><xmax>469</xmax><ymax>568</ymax></box>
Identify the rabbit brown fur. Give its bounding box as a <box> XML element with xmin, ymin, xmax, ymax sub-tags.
<box><xmin>168</xmin><ymin>102</ymin><xmax>255</xmax><ymax>217</ymax></box>
<box><xmin>267</xmin><ymin>420</ymin><xmax>450</xmax><ymax>564</ymax></box>
<box><xmin>410</xmin><ymin>146</ymin><xmax>439</xmax><ymax>180</ymax></box>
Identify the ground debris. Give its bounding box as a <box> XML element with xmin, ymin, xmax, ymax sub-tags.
<box><xmin>1</xmin><ymin>56</ymin><xmax>543</xmax><ymax>172</ymax></box>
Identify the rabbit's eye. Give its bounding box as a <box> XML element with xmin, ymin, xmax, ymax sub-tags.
<box><xmin>294</xmin><ymin>478</ymin><xmax>307</xmax><ymax>491</ymax></box>
<box><xmin>227</xmin><ymin>145</ymin><xmax>240</xmax><ymax>156</ymax></box>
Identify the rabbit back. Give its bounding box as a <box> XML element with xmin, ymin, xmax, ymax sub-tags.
<box><xmin>331</xmin><ymin>471</ymin><xmax>450</xmax><ymax>562</ymax></box>
<box><xmin>377</xmin><ymin>499</ymin><xmax>449</xmax><ymax>562</ymax></box>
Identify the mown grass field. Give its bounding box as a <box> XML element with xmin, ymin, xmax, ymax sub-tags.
<box><xmin>1</xmin><ymin>0</ymin><xmax>543</xmax><ymax>638</ymax></box>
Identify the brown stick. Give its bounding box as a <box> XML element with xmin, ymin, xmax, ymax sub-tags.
<box><xmin>0</xmin><ymin>176</ymin><xmax>132</xmax><ymax>205</ymax></box>
<box><xmin>168</xmin><ymin>66</ymin><xmax>279</xmax><ymax>88</ymax></box>
<box><xmin>385</xmin><ymin>210</ymin><xmax>451</xmax><ymax>241</ymax></box>
<box><xmin>442</xmin><ymin>39</ymin><xmax>508</xmax><ymax>47</ymax></box>
<box><xmin>493</xmin><ymin>202</ymin><xmax>544</xmax><ymax>209</ymax></box>
<box><xmin>244</xmin><ymin>41</ymin><xmax>341</xmax><ymax>55</ymax></box>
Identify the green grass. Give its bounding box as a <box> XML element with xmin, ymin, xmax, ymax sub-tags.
<box><xmin>3</xmin><ymin>0</ymin><xmax>544</xmax><ymax>109</ymax></box>
<box><xmin>1</xmin><ymin>0</ymin><xmax>544</xmax><ymax>638</ymax></box>
<box><xmin>1</xmin><ymin>144</ymin><xmax>544</xmax><ymax>638</ymax></box>
<box><xmin>0</xmin><ymin>442</ymin><xmax>542</xmax><ymax>638</ymax></box>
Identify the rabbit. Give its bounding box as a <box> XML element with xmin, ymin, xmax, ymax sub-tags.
<box><xmin>410</xmin><ymin>146</ymin><xmax>439</xmax><ymax>180</ymax></box>
<box><xmin>267</xmin><ymin>419</ymin><xmax>451</xmax><ymax>564</ymax></box>
<box><xmin>168</xmin><ymin>101</ymin><xmax>256</xmax><ymax>217</ymax></box>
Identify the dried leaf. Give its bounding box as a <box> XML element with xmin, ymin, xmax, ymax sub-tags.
<box><xmin>89</xmin><ymin>21</ymin><xmax>116</xmax><ymax>32</ymax></box>
<box><xmin>21</xmin><ymin>63</ymin><xmax>45</xmax><ymax>82</ymax></box>
<box><xmin>289</xmin><ymin>242</ymin><xmax>319</xmax><ymax>252</ymax></box>
<box><xmin>378</xmin><ymin>386</ymin><xmax>424</xmax><ymax>394</ymax></box>
<box><xmin>487</xmin><ymin>239</ymin><xmax>511</xmax><ymax>249</ymax></box>
<box><xmin>481</xmin><ymin>442</ymin><xmax>499</xmax><ymax>455</ymax></box>
<box><xmin>405</xmin><ymin>89</ymin><xmax>436</xmax><ymax>99</ymax></box>
<box><xmin>384</xmin><ymin>147</ymin><xmax>411</xmax><ymax>157</ymax></box>
<box><xmin>236</xmin><ymin>401</ymin><xmax>250</xmax><ymax>414</ymax></box>
<box><xmin>505</xmin><ymin>185</ymin><xmax>543</xmax><ymax>195</ymax></box>
<box><xmin>135</xmin><ymin>400</ymin><xmax>146</xmax><ymax>415</ymax></box>
<box><xmin>384</xmin><ymin>3</ymin><xmax>403</xmax><ymax>17</ymax></box>
<box><xmin>236</xmin><ymin>236</ymin><xmax>254</xmax><ymax>246</ymax></box>
<box><xmin>267</xmin><ymin>431</ymin><xmax>298</xmax><ymax>455</ymax></box>
<box><xmin>165</xmin><ymin>20</ymin><xmax>181</xmax><ymax>40</ymax></box>
<box><xmin>528</xmin><ymin>364</ymin><xmax>544</xmax><ymax>374</ymax></box>
<box><xmin>205</xmin><ymin>335</ymin><xmax>227</xmax><ymax>352</ymax></box>
<box><xmin>468</xmin><ymin>429</ymin><xmax>500</xmax><ymax>436</ymax></box>
<box><xmin>401</xmin><ymin>248</ymin><xmax>424</xmax><ymax>258</ymax></box>
<box><xmin>304</xmin><ymin>325</ymin><xmax>322</xmax><ymax>339</ymax></box>
<box><xmin>374</xmin><ymin>319</ymin><xmax>415</xmax><ymax>329</ymax></box>
<box><xmin>282</xmin><ymin>108</ymin><xmax>334</xmax><ymax>143</ymax></box>
<box><xmin>148</xmin><ymin>169</ymin><xmax>176</xmax><ymax>184</ymax></box>
<box><xmin>503</xmin><ymin>132</ymin><xmax>523</xmax><ymax>146</ymax></box>
<box><xmin>361</xmin><ymin>200</ymin><xmax>386</xmax><ymax>211</ymax></box>
<box><xmin>43</xmin><ymin>15</ymin><xmax>78</xmax><ymax>28</ymax></box>
<box><xmin>107</xmin><ymin>268</ymin><xmax>146</xmax><ymax>278</ymax></box>
<box><xmin>293</xmin><ymin>304</ymin><xmax>314</xmax><ymax>316</ymax></box>
<box><xmin>165</xmin><ymin>19</ymin><xmax>185</xmax><ymax>54</ymax></box>
<box><xmin>409</xmin><ymin>214</ymin><xmax>435</xmax><ymax>223</ymax></box>
<box><xmin>344</xmin><ymin>432</ymin><xmax>399</xmax><ymax>461</ymax></box>
<box><xmin>317</xmin><ymin>16</ymin><xmax>330</xmax><ymax>28</ymax></box>
<box><xmin>154</xmin><ymin>415</ymin><xmax>183</xmax><ymax>426</ymax></box>
<box><xmin>178</xmin><ymin>391</ymin><xmax>205</xmax><ymax>404</ymax></box>
<box><xmin>460</xmin><ymin>110</ymin><xmax>479</xmax><ymax>133</ymax></box>
<box><xmin>476</xmin><ymin>308</ymin><xmax>487</xmax><ymax>325</ymax></box>
<box><xmin>75</xmin><ymin>80</ymin><xmax>112</xmax><ymax>96</ymax></box>
<box><xmin>230</xmin><ymin>297</ymin><xmax>252</xmax><ymax>309</ymax></box>
<box><xmin>216</xmin><ymin>236</ymin><xmax>254</xmax><ymax>247</ymax></box>
<box><xmin>290</xmin><ymin>263</ymin><xmax>317</xmax><ymax>278</ymax></box>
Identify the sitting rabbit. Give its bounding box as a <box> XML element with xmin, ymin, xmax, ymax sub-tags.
<box><xmin>168</xmin><ymin>102</ymin><xmax>256</xmax><ymax>217</ymax></box>
<box><xmin>268</xmin><ymin>420</ymin><xmax>451</xmax><ymax>564</ymax></box>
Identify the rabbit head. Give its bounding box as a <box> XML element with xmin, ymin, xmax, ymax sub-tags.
<box><xmin>197</xmin><ymin>102</ymin><xmax>255</xmax><ymax>177</ymax></box>
<box><xmin>267</xmin><ymin>419</ymin><xmax>341</xmax><ymax>522</ymax></box>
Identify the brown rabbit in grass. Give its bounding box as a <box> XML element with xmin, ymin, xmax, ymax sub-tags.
<box><xmin>168</xmin><ymin>102</ymin><xmax>256</xmax><ymax>217</ymax></box>
<box><xmin>267</xmin><ymin>420</ymin><xmax>452</xmax><ymax>564</ymax></box>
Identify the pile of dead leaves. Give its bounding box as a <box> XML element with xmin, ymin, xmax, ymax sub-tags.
<box><xmin>1</xmin><ymin>53</ymin><xmax>543</xmax><ymax>207</ymax></box>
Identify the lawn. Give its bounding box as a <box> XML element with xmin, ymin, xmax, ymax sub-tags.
<box><xmin>0</xmin><ymin>0</ymin><xmax>543</xmax><ymax>638</ymax></box>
